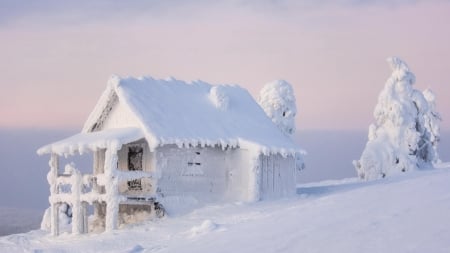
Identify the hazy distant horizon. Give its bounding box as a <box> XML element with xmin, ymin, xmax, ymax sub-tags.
<box><xmin>1</xmin><ymin>128</ymin><xmax>449</xmax><ymax>211</ymax></box>
<box><xmin>1</xmin><ymin>128</ymin><xmax>449</xmax><ymax>236</ymax></box>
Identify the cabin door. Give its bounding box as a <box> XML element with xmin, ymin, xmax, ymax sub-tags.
<box><xmin>261</xmin><ymin>155</ymin><xmax>282</xmax><ymax>199</ymax></box>
<box><xmin>127</xmin><ymin>146</ymin><xmax>143</xmax><ymax>191</ymax></box>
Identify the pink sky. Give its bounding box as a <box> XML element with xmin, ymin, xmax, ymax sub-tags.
<box><xmin>0</xmin><ymin>1</ymin><xmax>449</xmax><ymax>131</ymax></box>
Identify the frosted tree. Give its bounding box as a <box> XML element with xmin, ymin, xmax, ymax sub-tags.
<box><xmin>353</xmin><ymin>57</ymin><xmax>441</xmax><ymax>180</ymax></box>
<box><xmin>258</xmin><ymin>80</ymin><xmax>304</xmax><ymax>171</ymax></box>
<box><xmin>422</xmin><ymin>89</ymin><xmax>441</xmax><ymax>164</ymax></box>
<box><xmin>258</xmin><ymin>80</ymin><xmax>297</xmax><ymax>136</ymax></box>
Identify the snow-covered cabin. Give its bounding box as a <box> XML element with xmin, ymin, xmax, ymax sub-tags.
<box><xmin>38</xmin><ymin>76</ymin><xmax>303</xmax><ymax>235</ymax></box>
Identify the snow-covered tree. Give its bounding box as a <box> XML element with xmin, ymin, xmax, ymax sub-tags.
<box><xmin>258</xmin><ymin>80</ymin><xmax>304</xmax><ymax>171</ymax></box>
<box><xmin>353</xmin><ymin>57</ymin><xmax>441</xmax><ymax>180</ymax></box>
<box><xmin>258</xmin><ymin>80</ymin><xmax>297</xmax><ymax>136</ymax></box>
<box><xmin>422</xmin><ymin>89</ymin><xmax>441</xmax><ymax>164</ymax></box>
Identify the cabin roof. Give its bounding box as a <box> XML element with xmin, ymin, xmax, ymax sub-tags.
<box><xmin>43</xmin><ymin>76</ymin><xmax>302</xmax><ymax>156</ymax></box>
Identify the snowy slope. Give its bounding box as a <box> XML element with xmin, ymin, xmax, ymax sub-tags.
<box><xmin>1</xmin><ymin>168</ymin><xmax>450</xmax><ymax>253</ymax></box>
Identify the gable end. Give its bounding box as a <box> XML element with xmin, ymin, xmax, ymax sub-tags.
<box><xmin>83</xmin><ymin>88</ymin><xmax>119</xmax><ymax>133</ymax></box>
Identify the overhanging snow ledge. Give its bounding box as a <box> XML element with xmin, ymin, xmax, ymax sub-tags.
<box><xmin>37</xmin><ymin>127</ymin><xmax>145</xmax><ymax>156</ymax></box>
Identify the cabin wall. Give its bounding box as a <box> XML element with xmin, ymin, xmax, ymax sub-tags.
<box><xmin>156</xmin><ymin>145</ymin><xmax>244</xmax><ymax>203</ymax></box>
<box><xmin>154</xmin><ymin>146</ymin><xmax>296</xmax><ymax>203</ymax></box>
<box><xmin>259</xmin><ymin>154</ymin><xmax>296</xmax><ymax>200</ymax></box>
<box><xmin>101</xmin><ymin>101</ymin><xmax>141</xmax><ymax>130</ymax></box>
<box><xmin>93</xmin><ymin>140</ymin><xmax>296</xmax><ymax>210</ymax></box>
<box><xmin>225</xmin><ymin>149</ymin><xmax>252</xmax><ymax>201</ymax></box>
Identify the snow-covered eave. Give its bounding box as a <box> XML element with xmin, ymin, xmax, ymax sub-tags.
<box><xmin>145</xmin><ymin>135</ymin><xmax>304</xmax><ymax>157</ymax></box>
<box><xmin>237</xmin><ymin>138</ymin><xmax>305</xmax><ymax>157</ymax></box>
<box><xmin>143</xmin><ymin>135</ymin><xmax>242</xmax><ymax>152</ymax></box>
<box><xmin>37</xmin><ymin>127</ymin><xmax>145</xmax><ymax>156</ymax></box>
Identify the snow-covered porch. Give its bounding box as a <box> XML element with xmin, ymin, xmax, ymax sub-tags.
<box><xmin>38</xmin><ymin>128</ymin><xmax>157</xmax><ymax>236</ymax></box>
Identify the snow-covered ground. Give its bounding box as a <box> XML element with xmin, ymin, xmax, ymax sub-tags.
<box><xmin>1</xmin><ymin>168</ymin><xmax>449</xmax><ymax>253</ymax></box>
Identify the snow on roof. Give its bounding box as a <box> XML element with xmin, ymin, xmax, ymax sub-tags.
<box><xmin>38</xmin><ymin>127</ymin><xmax>144</xmax><ymax>156</ymax></box>
<box><xmin>80</xmin><ymin>76</ymin><xmax>302</xmax><ymax>156</ymax></box>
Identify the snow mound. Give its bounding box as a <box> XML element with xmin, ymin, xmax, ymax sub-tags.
<box><xmin>158</xmin><ymin>196</ymin><xmax>200</xmax><ymax>216</ymax></box>
<box><xmin>189</xmin><ymin>220</ymin><xmax>218</xmax><ymax>236</ymax></box>
<box><xmin>209</xmin><ymin>86</ymin><xmax>230</xmax><ymax>110</ymax></box>
<box><xmin>40</xmin><ymin>204</ymin><xmax>72</xmax><ymax>232</ymax></box>
<box><xmin>127</xmin><ymin>244</ymin><xmax>144</xmax><ymax>253</ymax></box>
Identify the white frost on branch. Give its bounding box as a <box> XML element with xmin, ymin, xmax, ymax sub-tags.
<box><xmin>354</xmin><ymin>57</ymin><xmax>441</xmax><ymax>180</ymax></box>
<box><xmin>423</xmin><ymin>88</ymin><xmax>441</xmax><ymax>164</ymax></box>
<box><xmin>258</xmin><ymin>80</ymin><xmax>297</xmax><ymax>136</ymax></box>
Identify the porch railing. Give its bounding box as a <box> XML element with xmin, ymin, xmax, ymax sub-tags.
<box><xmin>48</xmin><ymin>155</ymin><xmax>155</xmax><ymax>235</ymax></box>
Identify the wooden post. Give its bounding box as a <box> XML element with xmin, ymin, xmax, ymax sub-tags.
<box><xmin>248</xmin><ymin>153</ymin><xmax>262</xmax><ymax>202</ymax></box>
<box><xmin>71</xmin><ymin>168</ymin><xmax>83</xmax><ymax>234</ymax></box>
<box><xmin>82</xmin><ymin>202</ymin><xmax>88</xmax><ymax>233</ymax></box>
<box><xmin>150</xmin><ymin>199</ymin><xmax>155</xmax><ymax>217</ymax></box>
<box><xmin>104</xmin><ymin>147</ymin><xmax>119</xmax><ymax>232</ymax></box>
<box><xmin>51</xmin><ymin>204</ymin><xmax>59</xmax><ymax>236</ymax></box>
<box><xmin>93</xmin><ymin>150</ymin><xmax>105</xmax><ymax>223</ymax></box>
<box><xmin>49</xmin><ymin>153</ymin><xmax>59</xmax><ymax>236</ymax></box>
